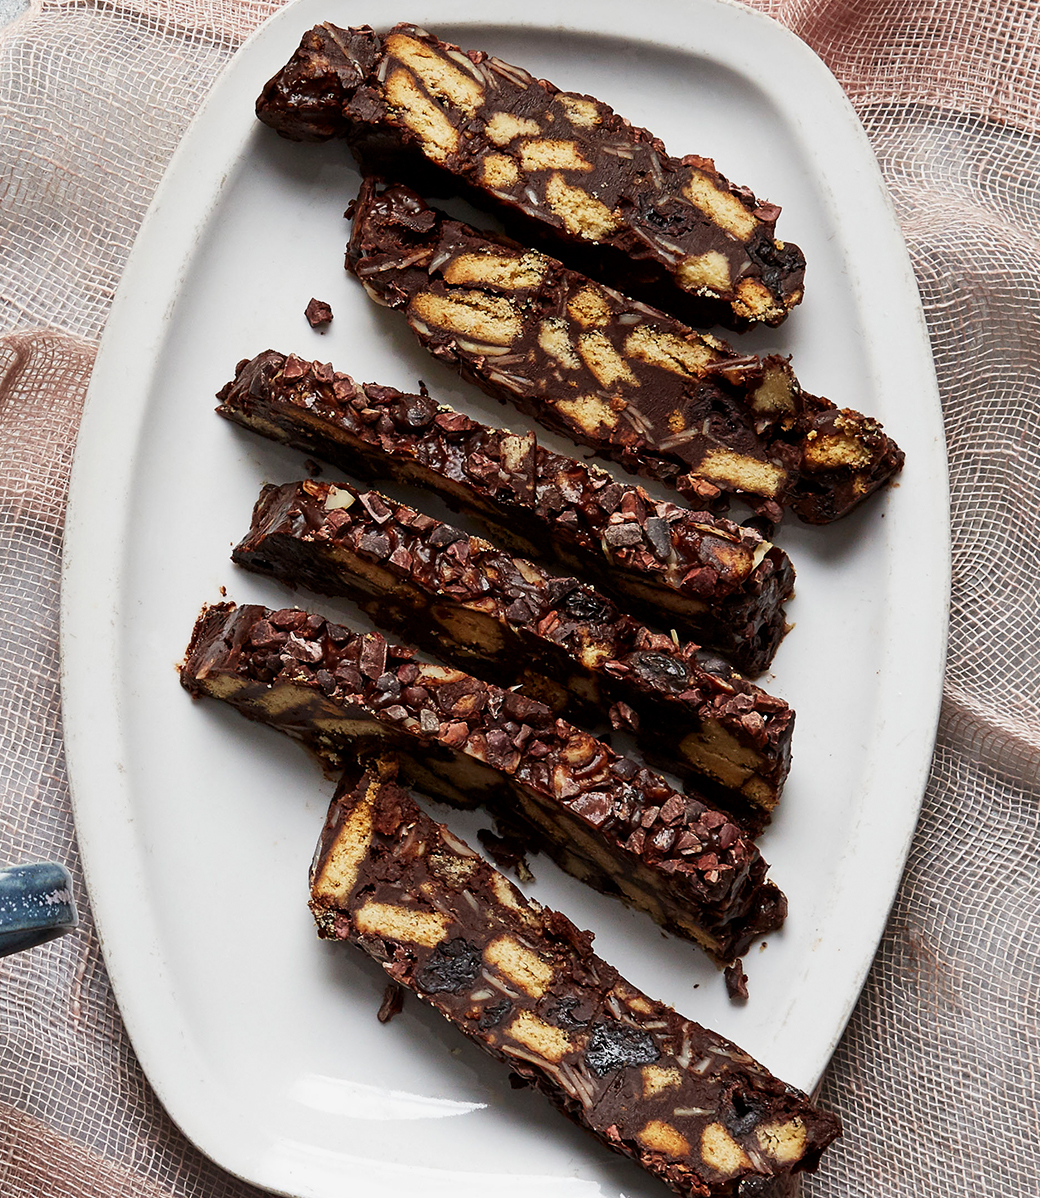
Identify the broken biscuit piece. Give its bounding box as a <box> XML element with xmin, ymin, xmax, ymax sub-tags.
<box><xmin>256</xmin><ymin>22</ymin><xmax>805</xmax><ymax>330</ymax></box>
<box><xmin>180</xmin><ymin>601</ymin><xmax>787</xmax><ymax>963</ymax></box>
<box><xmin>346</xmin><ymin>181</ymin><xmax>904</xmax><ymax>525</ymax></box>
<box><xmin>216</xmin><ymin>350</ymin><xmax>794</xmax><ymax>673</ymax></box>
<box><xmin>232</xmin><ymin>478</ymin><xmax>794</xmax><ymax>824</ymax></box>
<box><xmin>311</xmin><ymin>761</ymin><xmax>842</xmax><ymax>1195</ymax></box>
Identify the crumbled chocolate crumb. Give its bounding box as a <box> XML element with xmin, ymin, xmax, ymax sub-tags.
<box><xmin>305</xmin><ymin>297</ymin><xmax>334</xmax><ymax>328</ymax></box>
<box><xmin>303</xmin><ymin>457</ymin><xmax>323</xmax><ymax>477</ymax></box>
<box><xmin>478</xmin><ymin>828</ymin><xmax>535</xmax><ymax>883</ymax></box>
<box><xmin>377</xmin><ymin>982</ymin><xmax>404</xmax><ymax>1023</ymax></box>
<box><xmin>725</xmin><ymin>959</ymin><xmax>749</xmax><ymax>1002</ymax></box>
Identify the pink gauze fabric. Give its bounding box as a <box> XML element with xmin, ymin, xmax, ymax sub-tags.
<box><xmin>2</xmin><ymin>2</ymin><xmax>1039</xmax><ymax>1195</ymax></box>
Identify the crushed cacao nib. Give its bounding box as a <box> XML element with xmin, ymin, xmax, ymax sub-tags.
<box><xmin>310</xmin><ymin>764</ymin><xmax>842</xmax><ymax>1196</ymax></box>
<box><xmin>345</xmin><ymin>179</ymin><xmax>905</xmax><ymax>526</ymax></box>
<box><xmin>182</xmin><ymin>602</ymin><xmax>787</xmax><ymax>962</ymax></box>
<box><xmin>257</xmin><ymin>23</ymin><xmax>805</xmax><ymax>331</ymax></box>
<box><xmin>232</xmin><ymin>479</ymin><xmax>795</xmax><ymax>821</ymax></box>
<box><xmin>216</xmin><ymin>349</ymin><xmax>796</xmax><ymax>673</ymax></box>
<box><xmin>377</xmin><ymin>982</ymin><xmax>405</xmax><ymax>1023</ymax></box>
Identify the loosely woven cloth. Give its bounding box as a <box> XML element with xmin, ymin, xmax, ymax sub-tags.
<box><xmin>2</xmin><ymin>1</ymin><xmax>1038</xmax><ymax>1194</ymax></box>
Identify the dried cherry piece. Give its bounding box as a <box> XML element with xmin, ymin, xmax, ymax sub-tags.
<box><xmin>416</xmin><ymin>938</ymin><xmax>481</xmax><ymax>994</ymax></box>
<box><xmin>560</xmin><ymin>587</ymin><xmax>614</xmax><ymax>624</ymax></box>
<box><xmin>631</xmin><ymin>651</ymin><xmax>689</xmax><ymax>692</ymax></box>
<box><xmin>584</xmin><ymin>1020</ymin><xmax>659</xmax><ymax>1076</ymax></box>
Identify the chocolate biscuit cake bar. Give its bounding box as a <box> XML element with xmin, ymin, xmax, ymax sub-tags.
<box><xmin>217</xmin><ymin>350</ymin><xmax>793</xmax><ymax>673</ymax></box>
<box><xmin>256</xmin><ymin>23</ymin><xmax>804</xmax><ymax>331</ymax></box>
<box><xmin>181</xmin><ymin>602</ymin><xmax>786</xmax><ymax>962</ymax></box>
<box><xmin>233</xmin><ymin>479</ymin><xmax>793</xmax><ymax>822</ymax></box>
<box><xmin>311</xmin><ymin>761</ymin><xmax>841</xmax><ymax>1194</ymax></box>
<box><xmin>346</xmin><ymin>180</ymin><xmax>904</xmax><ymax>524</ymax></box>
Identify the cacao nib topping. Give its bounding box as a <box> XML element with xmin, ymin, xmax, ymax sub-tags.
<box><xmin>584</xmin><ymin>1020</ymin><xmax>660</xmax><ymax>1077</ymax></box>
<box><xmin>643</xmin><ymin>516</ymin><xmax>672</xmax><ymax>560</ymax></box>
<box><xmin>216</xmin><ymin>349</ymin><xmax>798</xmax><ymax>673</ymax></box>
<box><xmin>182</xmin><ymin>602</ymin><xmax>788</xmax><ymax>959</ymax></box>
<box><xmin>416</xmin><ymin>938</ymin><xmax>482</xmax><ymax>994</ymax></box>
<box><xmin>232</xmin><ymin>477</ymin><xmax>795</xmax><ymax>823</ymax></box>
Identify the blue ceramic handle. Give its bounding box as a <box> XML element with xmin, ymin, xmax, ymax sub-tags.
<box><xmin>0</xmin><ymin>862</ymin><xmax>78</xmax><ymax>957</ymax></box>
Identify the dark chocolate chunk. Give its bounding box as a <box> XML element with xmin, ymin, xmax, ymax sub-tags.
<box><xmin>304</xmin><ymin>297</ymin><xmax>334</xmax><ymax>328</ymax></box>
<box><xmin>216</xmin><ymin>350</ymin><xmax>795</xmax><ymax>673</ymax></box>
<box><xmin>477</xmin><ymin>828</ymin><xmax>535</xmax><ymax>883</ymax></box>
<box><xmin>346</xmin><ymin>179</ymin><xmax>905</xmax><ymax>526</ymax></box>
<box><xmin>377</xmin><ymin>982</ymin><xmax>404</xmax><ymax>1023</ymax></box>
<box><xmin>258</xmin><ymin>23</ymin><xmax>804</xmax><ymax>331</ymax></box>
<box><xmin>182</xmin><ymin>602</ymin><xmax>787</xmax><ymax>963</ymax></box>
<box><xmin>310</xmin><ymin>764</ymin><xmax>842</xmax><ymax>1196</ymax></box>
<box><xmin>724</xmin><ymin>960</ymin><xmax>750</xmax><ymax>1003</ymax></box>
<box><xmin>231</xmin><ymin>479</ymin><xmax>795</xmax><ymax>822</ymax></box>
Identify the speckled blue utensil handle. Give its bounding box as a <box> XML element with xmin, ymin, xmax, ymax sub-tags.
<box><xmin>0</xmin><ymin>863</ymin><xmax>78</xmax><ymax>957</ymax></box>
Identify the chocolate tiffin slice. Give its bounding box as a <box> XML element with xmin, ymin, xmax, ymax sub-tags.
<box><xmin>216</xmin><ymin>350</ymin><xmax>794</xmax><ymax>674</ymax></box>
<box><xmin>181</xmin><ymin>602</ymin><xmax>786</xmax><ymax>964</ymax></box>
<box><xmin>232</xmin><ymin>479</ymin><xmax>794</xmax><ymax>828</ymax></box>
<box><xmin>346</xmin><ymin>179</ymin><xmax>904</xmax><ymax>525</ymax></box>
<box><xmin>257</xmin><ymin>22</ymin><xmax>805</xmax><ymax>331</ymax></box>
<box><xmin>311</xmin><ymin>759</ymin><xmax>841</xmax><ymax>1195</ymax></box>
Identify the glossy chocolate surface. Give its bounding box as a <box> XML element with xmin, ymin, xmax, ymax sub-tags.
<box><xmin>217</xmin><ymin>350</ymin><xmax>794</xmax><ymax>672</ymax></box>
<box><xmin>182</xmin><ymin>602</ymin><xmax>787</xmax><ymax>961</ymax></box>
<box><xmin>346</xmin><ymin>180</ymin><xmax>904</xmax><ymax>524</ymax></box>
<box><xmin>257</xmin><ymin>22</ymin><xmax>805</xmax><ymax>330</ymax></box>
<box><xmin>234</xmin><ymin>478</ymin><xmax>793</xmax><ymax>821</ymax></box>
<box><xmin>311</xmin><ymin>763</ymin><xmax>841</xmax><ymax>1195</ymax></box>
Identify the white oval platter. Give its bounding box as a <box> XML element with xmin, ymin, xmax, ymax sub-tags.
<box><xmin>61</xmin><ymin>1</ymin><xmax>948</xmax><ymax>1195</ymax></box>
